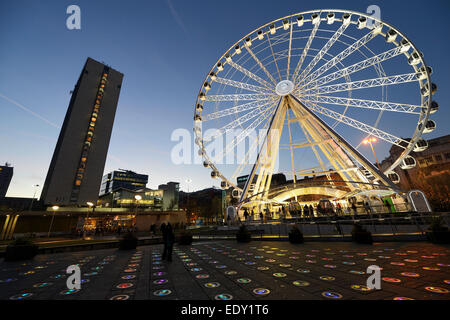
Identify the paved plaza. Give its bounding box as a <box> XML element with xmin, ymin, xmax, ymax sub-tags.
<box><xmin>0</xmin><ymin>241</ymin><xmax>449</xmax><ymax>300</ymax></box>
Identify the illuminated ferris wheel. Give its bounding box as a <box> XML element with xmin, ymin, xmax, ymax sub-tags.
<box><xmin>193</xmin><ymin>9</ymin><xmax>437</xmax><ymax>206</ymax></box>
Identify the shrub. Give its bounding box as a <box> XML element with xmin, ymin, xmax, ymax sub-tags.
<box><xmin>351</xmin><ymin>223</ymin><xmax>373</xmax><ymax>244</ymax></box>
<box><xmin>236</xmin><ymin>225</ymin><xmax>251</xmax><ymax>243</ymax></box>
<box><xmin>5</xmin><ymin>238</ymin><xmax>38</xmax><ymax>261</ymax></box>
<box><xmin>119</xmin><ymin>232</ymin><xmax>138</xmax><ymax>250</ymax></box>
<box><xmin>288</xmin><ymin>225</ymin><xmax>304</xmax><ymax>244</ymax></box>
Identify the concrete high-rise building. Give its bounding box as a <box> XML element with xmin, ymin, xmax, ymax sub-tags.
<box><xmin>0</xmin><ymin>163</ymin><xmax>13</xmax><ymax>198</ymax></box>
<box><xmin>158</xmin><ymin>182</ymin><xmax>180</xmax><ymax>210</ymax></box>
<box><xmin>41</xmin><ymin>57</ymin><xmax>123</xmax><ymax>206</ymax></box>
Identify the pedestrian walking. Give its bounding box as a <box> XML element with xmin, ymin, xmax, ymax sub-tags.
<box><xmin>164</xmin><ymin>223</ymin><xmax>175</xmax><ymax>262</ymax></box>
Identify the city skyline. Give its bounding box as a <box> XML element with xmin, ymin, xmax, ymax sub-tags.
<box><xmin>1</xmin><ymin>0</ymin><xmax>449</xmax><ymax>198</ymax></box>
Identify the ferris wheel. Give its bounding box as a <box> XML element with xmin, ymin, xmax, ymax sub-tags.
<box><xmin>193</xmin><ymin>9</ymin><xmax>437</xmax><ymax>205</ymax></box>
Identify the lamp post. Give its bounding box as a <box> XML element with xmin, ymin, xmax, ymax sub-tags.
<box><xmin>84</xmin><ymin>202</ymin><xmax>94</xmax><ymax>239</ymax></box>
<box><xmin>185</xmin><ymin>178</ymin><xmax>192</xmax><ymax>224</ymax></box>
<box><xmin>134</xmin><ymin>195</ymin><xmax>142</xmax><ymax>228</ymax></box>
<box><xmin>363</xmin><ymin>137</ymin><xmax>381</xmax><ymax>170</ymax></box>
<box><xmin>47</xmin><ymin>205</ymin><xmax>59</xmax><ymax>238</ymax></box>
<box><xmin>28</xmin><ymin>184</ymin><xmax>39</xmax><ymax>212</ymax></box>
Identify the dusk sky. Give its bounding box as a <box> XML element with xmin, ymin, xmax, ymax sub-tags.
<box><xmin>1</xmin><ymin>0</ymin><xmax>449</xmax><ymax>198</ymax></box>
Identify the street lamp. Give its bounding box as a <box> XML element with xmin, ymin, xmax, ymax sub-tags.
<box><xmin>29</xmin><ymin>184</ymin><xmax>40</xmax><ymax>212</ymax></box>
<box><xmin>84</xmin><ymin>202</ymin><xmax>94</xmax><ymax>239</ymax></box>
<box><xmin>134</xmin><ymin>195</ymin><xmax>142</xmax><ymax>226</ymax></box>
<box><xmin>363</xmin><ymin>137</ymin><xmax>381</xmax><ymax>170</ymax></box>
<box><xmin>47</xmin><ymin>205</ymin><xmax>59</xmax><ymax>237</ymax></box>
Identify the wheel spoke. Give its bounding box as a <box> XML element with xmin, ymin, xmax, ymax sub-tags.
<box><xmin>205</xmin><ymin>93</ymin><xmax>271</xmax><ymax>102</ymax></box>
<box><xmin>295</xmin><ymin>22</ymin><xmax>349</xmax><ymax>84</ymax></box>
<box><xmin>301</xmin><ymin>95</ymin><xmax>422</xmax><ymax>114</ymax></box>
<box><xmin>203</xmin><ymin>98</ymin><xmax>276</xmax><ymax>121</ymax></box>
<box><xmin>215</xmin><ymin>101</ymin><xmax>278</xmax><ymax>162</ymax></box>
<box><xmin>301</xmin><ymin>46</ymin><xmax>403</xmax><ymax>90</ymax></box>
<box><xmin>297</xmin><ymin>28</ymin><xmax>379</xmax><ymax>88</ymax></box>
<box><xmin>203</xmin><ymin>100</ymin><xmax>275</xmax><ymax>142</ymax></box>
<box><xmin>227</xmin><ymin>60</ymin><xmax>273</xmax><ymax>89</ymax></box>
<box><xmin>291</xmin><ymin>18</ymin><xmax>321</xmax><ymax>82</ymax></box>
<box><xmin>300</xmin><ymin>73</ymin><xmax>419</xmax><ymax>95</ymax></box>
<box><xmin>267</xmin><ymin>32</ymin><xmax>283</xmax><ymax>82</ymax></box>
<box><xmin>286</xmin><ymin>20</ymin><xmax>294</xmax><ymax>80</ymax></box>
<box><xmin>245</xmin><ymin>45</ymin><xmax>278</xmax><ymax>85</ymax></box>
<box><xmin>297</xmin><ymin>97</ymin><xmax>410</xmax><ymax>148</ymax></box>
<box><xmin>214</xmin><ymin>77</ymin><xmax>273</xmax><ymax>93</ymax></box>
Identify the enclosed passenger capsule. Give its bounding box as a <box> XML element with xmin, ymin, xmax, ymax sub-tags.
<box><xmin>387</xmin><ymin>172</ymin><xmax>400</xmax><ymax>184</ymax></box>
<box><xmin>400</xmin><ymin>156</ymin><xmax>416</xmax><ymax>170</ymax></box>
<box><xmin>385</xmin><ymin>29</ymin><xmax>397</xmax><ymax>42</ymax></box>
<box><xmin>311</xmin><ymin>13</ymin><xmax>320</xmax><ymax>25</ymax></box>
<box><xmin>413</xmin><ymin>139</ymin><xmax>428</xmax><ymax>152</ymax></box>
<box><xmin>357</xmin><ymin>16</ymin><xmax>367</xmax><ymax>29</ymax></box>
<box><xmin>342</xmin><ymin>13</ymin><xmax>351</xmax><ymax>26</ymax></box>
<box><xmin>327</xmin><ymin>12</ymin><xmax>335</xmax><ymax>24</ymax></box>
<box><xmin>297</xmin><ymin>15</ymin><xmax>304</xmax><ymax>27</ymax></box>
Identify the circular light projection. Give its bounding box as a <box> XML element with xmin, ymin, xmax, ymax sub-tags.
<box><xmin>216</xmin><ymin>265</ymin><xmax>227</xmax><ymax>269</ymax></box>
<box><xmin>422</xmin><ymin>267</ymin><xmax>440</xmax><ymax>271</ymax></box>
<box><xmin>153</xmin><ymin>289</ymin><xmax>172</xmax><ymax>296</ymax></box>
<box><xmin>33</xmin><ymin>282</ymin><xmax>53</xmax><ymax>288</ymax></box>
<box><xmin>237</xmin><ymin>278</ymin><xmax>252</xmax><ymax>284</ymax></box>
<box><xmin>293</xmin><ymin>280</ymin><xmax>310</xmax><ymax>287</ymax></box>
<box><xmin>258</xmin><ymin>266</ymin><xmax>270</xmax><ymax>271</ymax></box>
<box><xmin>382</xmin><ymin>277</ymin><xmax>402</xmax><ymax>283</ymax></box>
<box><xmin>320</xmin><ymin>276</ymin><xmax>335</xmax><ymax>281</ymax></box>
<box><xmin>297</xmin><ymin>269</ymin><xmax>311</xmax><ymax>274</ymax></box>
<box><xmin>253</xmin><ymin>288</ymin><xmax>270</xmax><ymax>296</ymax></box>
<box><xmin>60</xmin><ymin>289</ymin><xmax>80</xmax><ymax>295</ymax></box>
<box><xmin>122</xmin><ymin>275</ymin><xmax>136</xmax><ymax>280</ymax></box>
<box><xmin>225</xmin><ymin>271</ymin><xmax>237</xmax><ymax>275</ymax></box>
<box><xmin>10</xmin><ymin>293</ymin><xmax>33</xmax><ymax>300</ymax></box>
<box><xmin>393</xmin><ymin>297</ymin><xmax>415</xmax><ymax>300</ymax></box>
<box><xmin>425</xmin><ymin>287</ymin><xmax>448</xmax><ymax>294</ymax></box>
<box><xmin>153</xmin><ymin>272</ymin><xmax>166</xmax><ymax>276</ymax></box>
<box><xmin>273</xmin><ymin>273</ymin><xmax>287</xmax><ymax>278</ymax></box>
<box><xmin>124</xmin><ymin>268</ymin><xmax>137</xmax><ymax>273</ymax></box>
<box><xmin>110</xmin><ymin>295</ymin><xmax>130</xmax><ymax>300</ymax></box>
<box><xmin>190</xmin><ymin>268</ymin><xmax>203</xmax><ymax>272</ymax></box>
<box><xmin>351</xmin><ymin>284</ymin><xmax>372</xmax><ymax>292</ymax></box>
<box><xmin>215</xmin><ymin>293</ymin><xmax>233</xmax><ymax>300</ymax></box>
<box><xmin>196</xmin><ymin>274</ymin><xmax>210</xmax><ymax>279</ymax></box>
<box><xmin>401</xmin><ymin>272</ymin><xmax>420</xmax><ymax>277</ymax></box>
<box><xmin>0</xmin><ymin>278</ymin><xmax>17</xmax><ymax>283</ymax></box>
<box><xmin>322</xmin><ymin>292</ymin><xmax>343</xmax><ymax>299</ymax></box>
<box><xmin>153</xmin><ymin>279</ymin><xmax>168</xmax><ymax>285</ymax></box>
<box><xmin>116</xmin><ymin>283</ymin><xmax>134</xmax><ymax>289</ymax></box>
<box><xmin>205</xmin><ymin>282</ymin><xmax>221</xmax><ymax>288</ymax></box>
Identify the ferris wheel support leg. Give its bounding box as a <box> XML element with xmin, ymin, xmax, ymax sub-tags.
<box><xmin>288</xmin><ymin>94</ymin><xmax>399</xmax><ymax>191</ymax></box>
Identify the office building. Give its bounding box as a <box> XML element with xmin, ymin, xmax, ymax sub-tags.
<box><xmin>0</xmin><ymin>163</ymin><xmax>13</xmax><ymax>198</ymax></box>
<box><xmin>99</xmin><ymin>169</ymin><xmax>148</xmax><ymax>196</ymax></box>
<box><xmin>40</xmin><ymin>57</ymin><xmax>123</xmax><ymax>206</ymax></box>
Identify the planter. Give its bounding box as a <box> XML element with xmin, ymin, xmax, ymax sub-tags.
<box><xmin>119</xmin><ymin>233</ymin><xmax>138</xmax><ymax>250</ymax></box>
<box><xmin>178</xmin><ymin>233</ymin><xmax>193</xmax><ymax>245</ymax></box>
<box><xmin>426</xmin><ymin>230</ymin><xmax>450</xmax><ymax>244</ymax></box>
<box><xmin>5</xmin><ymin>244</ymin><xmax>38</xmax><ymax>261</ymax></box>
<box><xmin>288</xmin><ymin>232</ymin><xmax>304</xmax><ymax>244</ymax></box>
<box><xmin>351</xmin><ymin>231</ymin><xmax>373</xmax><ymax>244</ymax></box>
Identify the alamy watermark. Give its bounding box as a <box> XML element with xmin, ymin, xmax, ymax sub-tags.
<box><xmin>66</xmin><ymin>264</ymin><xmax>81</xmax><ymax>289</ymax></box>
<box><xmin>66</xmin><ymin>5</ymin><xmax>81</xmax><ymax>30</ymax></box>
<box><xmin>366</xmin><ymin>265</ymin><xmax>381</xmax><ymax>290</ymax></box>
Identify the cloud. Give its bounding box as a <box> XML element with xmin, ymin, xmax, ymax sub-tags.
<box><xmin>0</xmin><ymin>93</ymin><xmax>61</xmax><ymax>129</ymax></box>
<box><xmin>166</xmin><ymin>0</ymin><xmax>189</xmax><ymax>35</ymax></box>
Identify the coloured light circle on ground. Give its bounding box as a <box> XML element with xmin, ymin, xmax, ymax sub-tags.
<box><xmin>153</xmin><ymin>279</ymin><xmax>168</xmax><ymax>285</ymax></box>
<box><xmin>122</xmin><ymin>275</ymin><xmax>136</xmax><ymax>280</ymax></box>
<box><xmin>394</xmin><ymin>297</ymin><xmax>415</xmax><ymax>300</ymax></box>
<box><xmin>306</xmin><ymin>260</ymin><xmax>317</xmax><ymax>264</ymax></box>
<box><xmin>60</xmin><ymin>289</ymin><xmax>80</xmax><ymax>295</ymax></box>
<box><xmin>153</xmin><ymin>289</ymin><xmax>172</xmax><ymax>296</ymax></box>
<box><xmin>297</xmin><ymin>269</ymin><xmax>310</xmax><ymax>273</ymax></box>
<box><xmin>216</xmin><ymin>265</ymin><xmax>227</xmax><ymax>269</ymax></box>
<box><xmin>324</xmin><ymin>265</ymin><xmax>336</xmax><ymax>269</ymax></box>
<box><xmin>245</xmin><ymin>262</ymin><xmax>255</xmax><ymax>265</ymax></box>
<box><xmin>320</xmin><ymin>276</ymin><xmax>335</xmax><ymax>281</ymax></box>
<box><xmin>293</xmin><ymin>281</ymin><xmax>310</xmax><ymax>287</ymax></box>
<box><xmin>124</xmin><ymin>268</ymin><xmax>136</xmax><ymax>273</ymax></box>
<box><xmin>273</xmin><ymin>273</ymin><xmax>287</xmax><ymax>278</ymax></box>
<box><xmin>33</xmin><ymin>282</ymin><xmax>53</xmax><ymax>288</ymax></box>
<box><xmin>190</xmin><ymin>268</ymin><xmax>202</xmax><ymax>272</ymax></box>
<box><xmin>84</xmin><ymin>272</ymin><xmax>98</xmax><ymax>277</ymax></box>
<box><xmin>10</xmin><ymin>293</ymin><xmax>33</xmax><ymax>300</ymax></box>
<box><xmin>237</xmin><ymin>278</ymin><xmax>252</xmax><ymax>284</ymax></box>
<box><xmin>423</xmin><ymin>267</ymin><xmax>440</xmax><ymax>271</ymax></box>
<box><xmin>391</xmin><ymin>262</ymin><xmax>405</xmax><ymax>266</ymax></box>
<box><xmin>50</xmin><ymin>274</ymin><xmax>65</xmax><ymax>279</ymax></box>
<box><xmin>215</xmin><ymin>293</ymin><xmax>233</xmax><ymax>300</ymax></box>
<box><xmin>205</xmin><ymin>282</ymin><xmax>221</xmax><ymax>288</ymax></box>
<box><xmin>351</xmin><ymin>285</ymin><xmax>372</xmax><ymax>292</ymax></box>
<box><xmin>265</xmin><ymin>259</ymin><xmax>276</xmax><ymax>263</ymax></box>
<box><xmin>196</xmin><ymin>274</ymin><xmax>209</xmax><ymax>279</ymax></box>
<box><xmin>382</xmin><ymin>277</ymin><xmax>402</xmax><ymax>283</ymax></box>
<box><xmin>110</xmin><ymin>295</ymin><xmax>129</xmax><ymax>300</ymax></box>
<box><xmin>279</xmin><ymin>264</ymin><xmax>291</xmax><ymax>268</ymax></box>
<box><xmin>153</xmin><ymin>272</ymin><xmax>166</xmax><ymax>276</ymax></box>
<box><xmin>401</xmin><ymin>272</ymin><xmax>419</xmax><ymax>277</ymax></box>
<box><xmin>116</xmin><ymin>283</ymin><xmax>134</xmax><ymax>289</ymax></box>
<box><xmin>437</xmin><ymin>264</ymin><xmax>450</xmax><ymax>267</ymax></box>
<box><xmin>404</xmin><ymin>259</ymin><xmax>418</xmax><ymax>263</ymax></box>
<box><xmin>258</xmin><ymin>267</ymin><xmax>269</xmax><ymax>271</ymax></box>
<box><xmin>0</xmin><ymin>278</ymin><xmax>17</xmax><ymax>283</ymax></box>
<box><xmin>443</xmin><ymin>280</ymin><xmax>450</xmax><ymax>284</ymax></box>
<box><xmin>349</xmin><ymin>271</ymin><xmax>365</xmax><ymax>275</ymax></box>
<box><xmin>128</xmin><ymin>264</ymin><xmax>138</xmax><ymax>267</ymax></box>
<box><xmin>425</xmin><ymin>286</ymin><xmax>448</xmax><ymax>294</ymax></box>
<box><xmin>322</xmin><ymin>292</ymin><xmax>342</xmax><ymax>299</ymax></box>
<box><xmin>225</xmin><ymin>271</ymin><xmax>237</xmax><ymax>275</ymax></box>
<box><xmin>253</xmin><ymin>288</ymin><xmax>270</xmax><ymax>295</ymax></box>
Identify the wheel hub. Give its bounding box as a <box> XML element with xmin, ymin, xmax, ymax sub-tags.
<box><xmin>275</xmin><ymin>80</ymin><xmax>294</xmax><ymax>96</ymax></box>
